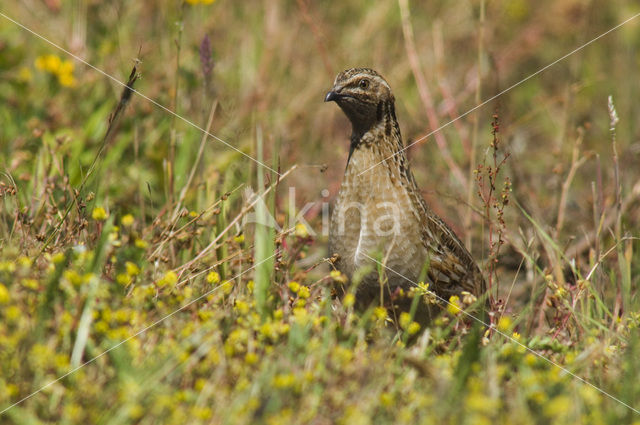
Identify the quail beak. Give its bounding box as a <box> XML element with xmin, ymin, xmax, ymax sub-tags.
<box><xmin>324</xmin><ymin>90</ymin><xmax>339</xmax><ymax>102</ymax></box>
<box><xmin>325</xmin><ymin>89</ymin><xmax>353</xmax><ymax>102</ymax></box>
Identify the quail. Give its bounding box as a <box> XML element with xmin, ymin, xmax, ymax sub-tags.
<box><xmin>325</xmin><ymin>68</ymin><xmax>485</xmax><ymax>320</ymax></box>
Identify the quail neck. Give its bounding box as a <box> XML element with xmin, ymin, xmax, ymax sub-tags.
<box><xmin>325</xmin><ymin>68</ymin><xmax>485</xmax><ymax>313</ymax></box>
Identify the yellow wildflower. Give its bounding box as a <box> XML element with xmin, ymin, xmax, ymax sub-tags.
<box><xmin>92</xmin><ymin>207</ymin><xmax>108</xmax><ymax>221</ymax></box>
<box><xmin>17</xmin><ymin>256</ymin><xmax>32</xmax><ymax>268</ymax></box>
<box><xmin>128</xmin><ymin>404</ymin><xmax>144</xmax><ymax>420</ymax></box>
<box><xmin>192</xmin><ymin>406</ymin><xmax>212</xmax><ymax>420</ymax></box>
<box><xmin>157</xmin><ymin>270</ymin><xmax>178</xmax><ymax>288</ymax></box>
<box><xmin>63</xmin><ymin>270</ymin><xmax>83</xmax><ymax>286</ymax></box>
<box><xmin>35</xmin><ymin>55</ymin><xmax>76</xmax><ymax>87</ymax></box>
<box><xmin>22</xmin><ymin>278</ymin><xmax>39</xmax><ymax>289</ymax></box>
<box><xmin>407</xmin><ymin>322</ymin><xmax>421</xmax><ymax>335</ymax></box>
<box><xmin>295</xmin><ymin>223</ymin><xmax>308</xmax><ymax>238</ymax></box>
<box><xmin>235</xmin><ymin>300</ymin><xmax>249</xmax><ymax>315</ymax></box>
<box><xmin>373</xmin><ymin>307</ymin><xmax>387</xmax><ymax>320</ymax></box>
<box><xmin>524</xmin><ymin>353</ymin><xmax>537</xmax><ymax>366</ymax></box>
<box><xmin>57</xmin><ymin>70</ymin><xmax>76</xmax><ymax>87</ymax></box>
<box><xmin>194</xmin><ymin>378</ymin><xmax>207</xmax><ymax>391</ymax></box>
<box><xmin>125</xmin><ymin>261</ymin><xmax>140</xmax><ymax>276</ymax></box>
<box><xmin>134</xmin><ymin>238</ymin><xmax>148</xmax><ymax>249</ymax></box>
<box><xmin>221</xmin><ymin>280</ymin><xmax>233</xmax><ymax>295</ymax></box>
<box><xmin>343</xmin><ymin>293</ymin><xmax>355</xmax><ymax>308</ymax></box>
<box><xmin>380</xmin><ymin>392</ymin><xmax>394</xmax><ymax>407</ymax></box>
<box><xmin>543</xmin><ymin>395</ymin><xmax>572</xmax><ymax>418</ymax></box>
<box><xmin>206</xmin><ymin>271</ymin><xmax>220</xmax><ymax>284</ymax></box>
<box><xmin>399</xmin><ymin>312</ymin><xmax>412</xmax><ymax>329</ymax></box>
<box><xmin>288</xmin><ymin>281</ymin><xmax>300</xmax><ymax>293</ymax></box>
<box><xmin>244</xmin><ymin>352</ymin><xmax>258</xmax><ymax>365</ymax></box>
<box><xmin>447</xmin><ymin>295</ymin><xmax>462</xmax><ymax>315</ymax></box>
<box><xmin>0</xmin><ymin>261</ymin><xmax>16</xmax><ymax>272</ymax></box>
<box><xmin>497</xmin><ymin>316</ymin><xmax>512</xmax><ymax>332</ymax></box>
<box><xmin>330</xmin><ymin>270</ymin><xmax>348</xmax><ymax>283</ymax></box>
<box><xmin>0</xmin><ymin>283</ymin><xmax>9</xmax><ymax>304</ymax></box>
<box><xmin>121</xmin><ymin>214</ymin><xmax>134</xmax><ymax>227</ymax></box>
<box><xmin>35</xmin><ymin>54</ymin><xmax>61</xmax><ymax>72</ymax></box>
<box><xmin>6</xmin><ymin>306</ymin><xmax>20</xmax><ymax>321</ymax></box>
<box><xmin>116</xmin><ymin>274</ymin><xmax>132</xmax><ymax>286</ymax></box>
<box><xmin>297</xmin><ymin>285</ymin><xmax>310</xmax><ymax>299</ymax></box>
<box><xmin>52</xmin><ymin>252</ymin><xmax>66</xmax><ymax>263</ymax></box>
<box><xmin>293</xmin><ymin>307</ymin><xmax>309</xmax><ymax>325</ymax></box>
<box><xmin>58</xmin><ymin>60</ymin><xmax>74</xmax><ymax>75</ymax></box>
<box><xmin>272</xmin><ymin>374</ymin><xmax>295</xmax><ymax>389</ymax></box>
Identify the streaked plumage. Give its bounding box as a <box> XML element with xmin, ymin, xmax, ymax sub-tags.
<box><xmin>325</xmin><ymin>68</ymin><xmax>485</xmax><ymax>319</ymax></box>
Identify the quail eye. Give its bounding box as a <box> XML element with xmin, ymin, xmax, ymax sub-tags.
<box><xmin>359</xmin><ymin>79</ymin><xmax>369</xmax><ymax>89</ymax></box>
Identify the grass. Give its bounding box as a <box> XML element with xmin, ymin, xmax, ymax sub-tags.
<box><xmin>1</xmin><ymin>0</ymin><xmax>640</xmax><ymax>424</ymax></box>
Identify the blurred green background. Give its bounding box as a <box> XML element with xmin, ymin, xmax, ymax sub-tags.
<box><xmin>1</xmin><ymin>1</ymin><xmax>640</xmax><ymax>424</ymax></box>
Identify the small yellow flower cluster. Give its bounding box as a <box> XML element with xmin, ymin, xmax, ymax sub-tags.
<box><xmin>379</xmin><ymin>392</ymin><xmax>394</xmax><ymax>407</ymax></box>
<box><xmin>294</xmin><ymin>223</ymin><xmax>309</xmax><ymax>238</ymax></box>
<box><xmin>185</xmin><ymin>0</ymin><xmax>216</xmax><ymax>4</ymax></box>
<box><xmin>343</xmin><ymin>293</ymin><xmax>355</xmax><ymax>308</ymax></box>
<box><xmin>224</xmin><ymin>328</ymin><xmax>249</xmax><ymax>356</ymax></box>
<box><xmin>0</xmin><ymin>261</ymin><xmax>16</xmax><ymax>273</ymax></box>
<box><xmin>297</xmin><ymin>285</ymin><xmax>310</xmax><ymax>299</ymax></box>
<box><xmin>288</xmin><ymin>281</ymin><xmax>311</xmax><ymax>307</ymax></box>
<box><xmin>17</xmin><ymin>256</ymin><xmax>32</xmax><ymax>269</ymax></box>
<box><xmin>234</xmin><ymin>300</ymin><xmax>250</xmax><ymax>315</ymax></box>
<box><xmin>446</xmin><ymin>295</ymin><xmax>463</xmax><ymax>315</ymax></box>
<box><xmin>399</xmin><ymin>312</ymin><xmax>420</xmax><ymax>335</ymax></box>
<box><xmin>63</xmin><ymin>269</ymin><xmax>93</xmax><ymax>287</ymax></box>
<box><xmin>267</xmin><ymin>408</ymin><xmax>293</xmax><ymax>425</ymax></box>
<box><xmin>272</xmin><ymin>373</ymin><xmax>296</xmax><ymax>389</ymax></box>
<box><xmin>121</xmin><ymin>214</ymin><xmax>135</xmax><ymax>227</ymax></box>
<box><xmin>125</xmin><ymin>261</ymin><xmax>140</xmax><ymax>276</ymax></box>
<box><xmin>331</xmin><ymin>345</ymin><xmax>354</xmax><ymax>367</ymax></box>
<box><xmin>330</xmin><ymin>270</ymin><xmax>348</xmax><ymax>283</ymax></box>
<box><xmin>34</xmin><ymin>54</ymin><xmax>76</xmax><ymax>87</ymax></box>
<box><xmin>0</xmin><ymin>283</ymin><xmax>9</xmax><ymax>304</ymax></box>
<box><xmin>134</xmin><ymin>238</ymin><xmax>148</xmax><ymax>249</ymax></box>
<box><xmin>497</xmin><ymin>316</ymin><xmax>512</xmax><ymax>332</ymax></box>
<box><xmin>373</xmin><ymin>307</ymin><xmax>387</xmax><ymax>321</ymax></box>
<box><xmin>117</xmin><ymin>261</ymin><xmax>141</xmax><ymax>287</ymax></box>
<box><xmin>258</xmin><ymin>318</ymin><xmax>289</xmax><ymax>342</ymax></box>
<box><xmin>464</xmin><ymin>376</ymin><xmax>500</xmax><ymax>418</ymax></box>
<box><xmin>292</xmin><ymin>307</ymin><xmax>309</xmax><ymax>325</ymax></box>
<box><xmin>416</xmin><ymin>282</ymin><xmax>439</xmax><ymax>304</ymax></box>
<box><xmin>206</xmin><ymin>271</ymin><xmax>220</xmax><ymax>284</ymax></box>
<box><xmin>288</xmin><ymin>281</ymin><xmax>300</xmax><ymax>292</ymax></box>
<box><xmin>156</xmin><ymin>270</ymin><xmax>178</xmax><ymax>288</ymax></box>
<box><xmin>545</xmin><ymin>274</ymin><xmax>569</xmax><ymax>302</ymax></box>
<box><xmin>92</xmin><ymin>207</ymin><xmax>108</xmax><ymax>221</ymax></box>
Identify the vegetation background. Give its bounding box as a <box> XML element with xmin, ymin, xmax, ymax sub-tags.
<box><xmin>0</xmin><ymin>0</ymin><xmax>639</xmax><ymax>423</ymax></box>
